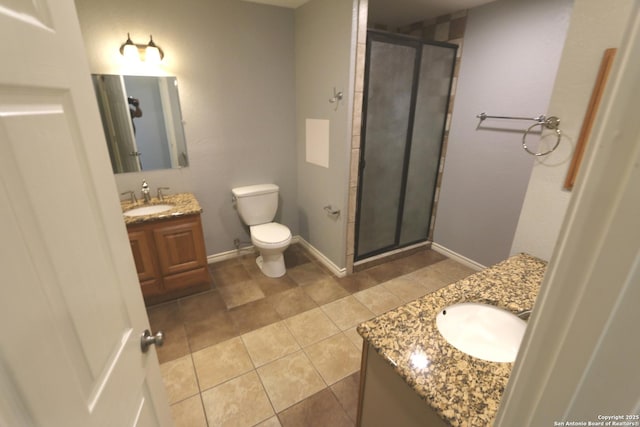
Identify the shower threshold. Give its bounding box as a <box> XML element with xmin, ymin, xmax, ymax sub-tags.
<box><xmin>353</xmin><ymin>241</ymin><xmax>432</xmax><ymax>272</ymax></box>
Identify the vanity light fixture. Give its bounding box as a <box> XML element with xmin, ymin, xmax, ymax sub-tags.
<box><xmin>119</xmin><ymin>33</ymin><xmax>165</xmax><ymax>63</ymax></box>
<box><xmin>119</xmin><ymin>33</ymin><xmax>139</xmax><ymax>61</ymax></box>
<box><xmin>145</xmin><ymin>35</ymin><xmax>163</xmax><ymax>64</ymax></box>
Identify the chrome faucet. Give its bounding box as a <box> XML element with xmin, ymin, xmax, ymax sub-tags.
<box><xmin>141</xmin><ymin>180</ymin><xmax>151</xmax><ymax>203</ymax></box>
<box><xmin>157</xmin><ymin>187</ymin><xmax>170</xmax><ymax>201</ymax></box>
<box><xmin>120</xmin><ymin>190</ymin><xmax>137</xmax><ymax>204</ymax></box>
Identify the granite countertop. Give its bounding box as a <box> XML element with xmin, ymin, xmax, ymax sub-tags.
<box><xmin>121</xmin><ymin>192</ymin><xmax>203</xmax><ymax>225</ymax></box>
<box><xmin>357</xmin><ymin>253</ymin><xmax>547</xmax><ymax>427</ymax></box>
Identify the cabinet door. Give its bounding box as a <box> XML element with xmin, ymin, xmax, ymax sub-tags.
<box><xmin>128</xmin><ymin>228</ymin><xmax>163</xmax><ymax>297</ymax></box>
<box><xmin>154</xmin><ymin>215</ymin><xmax>207</xmax><ymax>276</ymax></box>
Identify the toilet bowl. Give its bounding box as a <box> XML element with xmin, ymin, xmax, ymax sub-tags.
<box><xmin>231</xmin><ymin>184</ymin><xmax>291</xmax><ymax>278</ymax></box>
<box><xmin>250</xmin><ymin>222</ymin><xmax>292</xmax><ymax>278</ymax></box>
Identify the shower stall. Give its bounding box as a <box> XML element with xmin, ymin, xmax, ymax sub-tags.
<box><xmin>355</xmin><ymin>31</ymin><xmax>457</xmax><ymax>261</ymax></box>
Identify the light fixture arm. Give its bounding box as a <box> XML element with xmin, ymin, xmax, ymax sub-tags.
<box><xmin>146</xmin><ymin>35</ymin><xmax>164</xmax><ymax>61</ymax></box>
<box><xmin>119</xmin><ymin>32</ymin><xmax>136</xmax><ymax>56</ymax></box>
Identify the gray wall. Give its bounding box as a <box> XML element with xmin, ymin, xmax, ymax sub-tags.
<box><xmin>75</xmin><ymin>0</ymin><xmax>299</xmax><ymax>256</ymax></box>
<box><xmin>433</xmin><ymin>0</ymin><xmax>573</xmax><ymax>267</ymax></box>
<box><xmin>294</xmin><ymin>0</ymin><xmax>355</xmax><ymax>269</ymax></box>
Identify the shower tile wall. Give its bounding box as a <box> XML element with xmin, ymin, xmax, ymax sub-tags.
<box><xmin>346</xmin><ymin>0</ymin><xmax>369</xmax><ymax>275</ymax></box>
<box><xmin>344</xmin><ymin>9</ymin><xmax>468</xmax><ymax>273</ymax></box>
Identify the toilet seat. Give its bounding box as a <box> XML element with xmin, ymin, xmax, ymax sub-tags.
<box><xmin>250</xmin><ymin>222</ymin><xmax>291</xmax><ymax>247</ymax></box>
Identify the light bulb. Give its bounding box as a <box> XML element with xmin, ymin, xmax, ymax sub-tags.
<box><xmin>123</xmin><ymin>43</ymin><xmax>140</xmax><ymax>62</ymax></box>
<box><xmin>145</xmin><ymin>45</ymin><xmax>162</xmax><ymax>64</ymax></box>
<box><xmin>144</xmin><ymin>35</ymin><xmax>163</xmax><ymax>64</ymax></box>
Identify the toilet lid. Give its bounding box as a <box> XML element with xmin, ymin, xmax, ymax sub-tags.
<box><xmin>251</xmin><ymin>222</ymin><xmax>291</xmax><ymax>244</ymax></box>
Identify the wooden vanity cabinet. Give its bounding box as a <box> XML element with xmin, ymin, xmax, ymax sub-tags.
<box><xmin>128</xmin><ymin>228</ymin><xmax>163</xmax><ymax>298</ymax></box>
<box><xmin>127</xmin><ymin>214</ymin><xmax>211</xmax><ymax>305</ymax></box>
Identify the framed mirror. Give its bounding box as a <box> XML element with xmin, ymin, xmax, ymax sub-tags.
<box><xmin>92</xmin><ymin>74</ymin><xmax>189</xmax><ymax>174</ymax></box>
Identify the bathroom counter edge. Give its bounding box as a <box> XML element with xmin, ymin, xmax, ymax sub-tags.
<box><xmin>357</xmin><ymin>253</ymin><xmax>547</xmax><ymax>426</ymax></box>
<box><xmin>121</xmin><ymin>192</ymin><xmax>203</xmax><ymax>225</ymax></box>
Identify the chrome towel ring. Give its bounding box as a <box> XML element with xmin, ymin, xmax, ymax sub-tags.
<box><xmin>476</xmin><ymin>112</ymin><xmax>563</xmax><ymax>156</ymax></box>
<box><xmin>522</xmin><ymin>116</ymin><xmax>561</xmax><ymax>156</ymax></box>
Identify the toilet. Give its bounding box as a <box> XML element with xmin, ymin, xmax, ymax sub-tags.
<box><xmin>231</xmin><ymin>184</ymin><xmax>292</xmax><ymax>278</ymax></box>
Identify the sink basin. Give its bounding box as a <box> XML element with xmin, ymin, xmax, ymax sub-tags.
<box><xmin>124</xmin><ymin>204</ymin><xmax>174</xmax><ymax>217</ymax></box>
<box><xmin>436</xmin><ymin>302</ymin><xmax>526</xmax><ymax>363</ymax></box>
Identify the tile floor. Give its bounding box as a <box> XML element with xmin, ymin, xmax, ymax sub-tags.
<box><xmin>147</xmin><ymin>244</ymin><xmax>476</xmax><ymax>427</ymax></box>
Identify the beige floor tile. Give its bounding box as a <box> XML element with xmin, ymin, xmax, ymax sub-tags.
<box><xmin>229</xmin><ymin>298</ymin><xmax>283</xmax><ymax>335</ymax></box>
<box><xmin>170</xmin><ymin>395</ymin><xmax>207</xmax><ymax>427</ymax></box>
<box><xmin>302</xmin><ymin>277</ymin><xmax>349</xmax><ymax>305</ymax></box>
<box><xmin>277</xmin><ymin>388</ymin><xmax>353</xmax><ymax>427</ymax></box>
<box><xmin>242</xmin><ymin>321</ymin><xmax>300</xmax><ymax>367</ymax></box>
<box><xmin>343</xmin><ymin>326</ymin><xmax>364</xmax><ymax>352</ymax></box>
<box><xmin>405</xmin><ymin>266</ymin><xmax>451</xmax><ymax>293</ymax></box>
<box><xmin>209</xmin><ymin>263</ymin><xmax>252</xmax><ymax>287</ymax></box>
<box><xmin>382</xmin><ymin>276</ymin><xmax>430</xmax><ymax>303</ymax></box>
<box><xmin>353</xmin><ymin>284</ymin><xmax>402</xmax><ymax>315</ymax></box>
<box><xmin>147</xmin><ymin>302</ymin><xmax>190</xmax><ymax>364</ymax></box>
<box><xmin>406</xmin><ymin>259</ymin><xmax>476</xmax><ymax>293</ymax></box>
<box><xmin>267</xmin><ymin>287</ymin><xmax>318</xmax><ymax>319</ymax></box>
<box><xmin>284</xmin><ymin>308</ymin><xmax>340</xmax><ymax>348</ymax></box>
<box><xmin>192</xmin><ymin>337</ymin><xmax>254</xmax><ymax>391</ymax></box>
<box><xmin>321</xmin><ymin>296</ymin><xmax>375</xmax><ymax>331</ymax></box>
<box><xmin>335</xmin><ymin>270</ymin><xmax>380</xmax><ymax>294</ymax></box>
<box><xmin>287</xmin><ymin>262</ymin><xmax>329</xmax><ymax>286</ymax></box>
<box><xmin>257</xmin><ymin>351</ymin><xmax>326</xmax><ymax>413</ymax></box>
<box><xmin>256</xmin><ymin>274</ymin><xmax>298</xmax><ymax>297</ymax></box>
<box><xmin>218</xmin><ymin>279</ymin><xmax>265</xmax><ymax>309</ymax></box>
<box><xmin>364</xmin><ymin>261</ymin><xmax>406</xmax><ymax>283</ymax></box>
<box><xmin>330</xmin><ymin>372</ymin><xmax>361</xmax><ymax>423</ymax></box>
<box><xmin>255</xmin><ymin>416</ymin><xmax>282</xmax><ymax>427</ymax></box>
<box><xmin>305</xmin><ymin>333</ymin><xmax>361</xmax><ymax>385</ymax></box>
<box><xmin>431</xmin><ymin>258</ymin><xmax>477</xmax><ymax>282</ymax></box>
<box><xmin>201</xmin><ymin>371</ymin><xmax>274</xmax><ymax>426</ymax></box>
<box><xmin>159</xmin><ymin>355</ymin><xmax>199</xmax><ymax>404</ymax></box>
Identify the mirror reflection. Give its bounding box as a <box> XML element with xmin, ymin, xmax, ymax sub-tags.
<box><xmin>92</xmin><ymin>74</ymin><xmax>189</xmax><ymax>174</ymax></box>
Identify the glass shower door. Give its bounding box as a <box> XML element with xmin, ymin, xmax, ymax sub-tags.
<box><xmin>399</xmin><ymin>44</ymin><xmax>456</xmax><ymax>246</ymax></box>
<box><xmin>356</xmin><ymin>37</ymin><xmax>417</xmax><ymax>257</ymax></box>
<box><xmin>355</xmin><ymin>32</ymin><xmax>456</xmax><ymax>260</ymax></box>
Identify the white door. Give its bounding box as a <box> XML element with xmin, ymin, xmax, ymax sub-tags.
<box><xmin>0</xmin><ymin>1</ymin><xmax>172</xmax><ymax>426</ymax></box>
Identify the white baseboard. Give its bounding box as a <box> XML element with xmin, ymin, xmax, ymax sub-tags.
<box><xmin>207</xmin><ymin>235</ymin><xmax>347</xmax><ymax>278</ymax></box>
<box><xmin>294</xmin><ymin>236</ymin><xmax>347</xmax><ymax>278</ymax></box>
<box><xmin>431</xmin><ymin>242</ymin><xmax>486</xmax><ymax>271</ymax></box>
<box><xmin>207</xmin><ymin>246</ymin><xmax>256</xmax><ymax>264</ymax></box>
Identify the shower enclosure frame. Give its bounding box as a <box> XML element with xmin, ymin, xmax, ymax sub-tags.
<box><xmin>354</xmin><ymin>30</ymin><xmax>457</xmax><ymax>262</ymax></box>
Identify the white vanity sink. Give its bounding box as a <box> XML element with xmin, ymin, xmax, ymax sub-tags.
<box><xmin>435</xmin><ymin>302</ymin><xmax>526</xmax><ymax>363</ymax></box>
<box><xmin>124</xmin><ymin>204</ymin><xmax>174</xmax><ymax>217</ymax></box>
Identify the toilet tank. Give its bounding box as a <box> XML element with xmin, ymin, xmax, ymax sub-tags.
<box><xmin>232</xmin><ymin>184</ymin><xmax>279</xmax><ymax>226</ymax></box>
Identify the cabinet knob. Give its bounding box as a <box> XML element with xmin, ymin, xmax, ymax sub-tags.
<box><xmin>140</xmin><ymin>329</ymin><xmax>165</xmax><ymax>353</ymax></box>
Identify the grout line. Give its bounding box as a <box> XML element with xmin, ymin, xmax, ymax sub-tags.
<box><xmin>198</xmin><ymin>390</ymin><xmax>210</xmax><ymax>427</ymax></box>
<box><xmin>252</xmin><ymin>361</ymin><xmax>279</xmax><ymax>424</ymax></box>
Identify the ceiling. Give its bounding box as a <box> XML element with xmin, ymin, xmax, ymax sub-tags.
<box><xmin>241</xmin><ymin>0</ymin><xmax>310</xmax><ymax>8</ymax></box>
<box><xmin>368</xmin><ymin>0</ymin><xmax>496</xmax><ymax>28</ymax></box>
<box><xmin>242</xmin><ymin>0</ymin><xmax>496</xmax><ymax>28</ymax></box>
